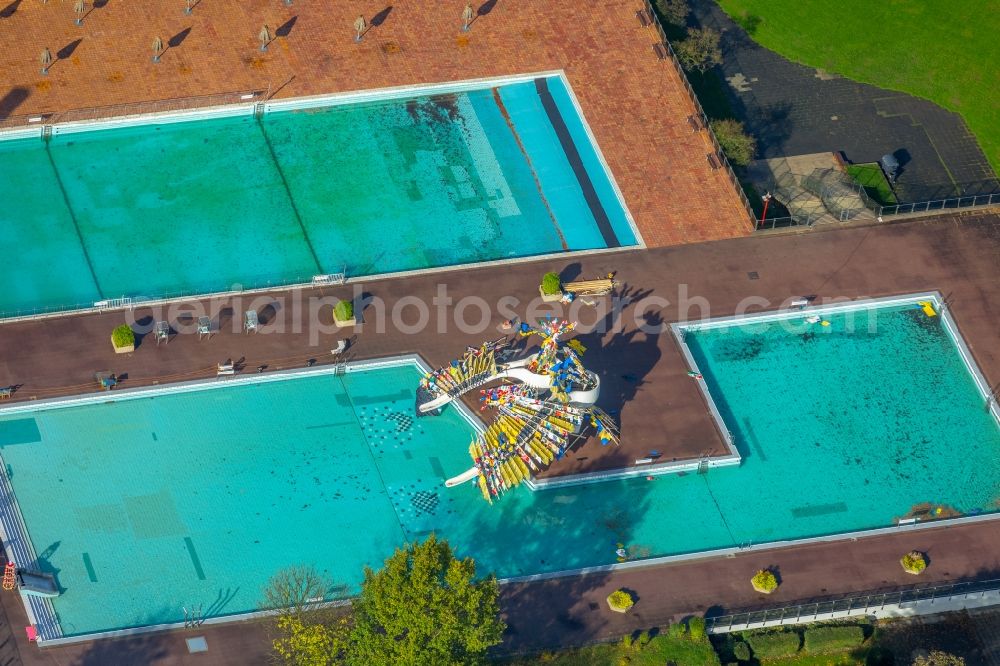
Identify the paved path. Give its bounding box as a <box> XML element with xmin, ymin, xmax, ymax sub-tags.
<box><xmin>691</xmin><ymin>0</ymin><xmax>999</xmax><ymax>203</ymax></box>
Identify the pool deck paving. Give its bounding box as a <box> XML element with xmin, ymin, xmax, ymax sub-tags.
<box><xmin>0</xmin><ymin>0</ymin><xmax>752</xmax><ymax>246</ymax></box>
<box><xmin>0</xmin><ymin>210</ymin><xmax>997</xmax><ymax>660</ymax></box>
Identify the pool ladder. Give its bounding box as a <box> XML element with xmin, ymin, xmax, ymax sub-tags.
<box><xmin>183</xmin><ymin>604</ymin><xmax>203</xmax><ymax>627</ymax></box>
<box><xmin>697</xmin><ymin>459</ymin><xmax>709</xmax><ymax>475</ymax></box>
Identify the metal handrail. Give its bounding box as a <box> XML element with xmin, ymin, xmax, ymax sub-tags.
<box><xmin>705</xmin><ymin>577</ymin><xmax>1000</xmax><ymax>633</ymax></box>
<box><xmin>755</xmin><ymin>191</ymin><xmax>1000</xmax><ymax>230</ymax></box>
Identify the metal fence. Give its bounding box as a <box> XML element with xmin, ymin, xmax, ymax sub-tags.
<box><xmin>706</xmin><ymin>577</ymin><xmax>1000</xmax><ymax>634</ymax></box>
<box><xmin>640</xmin><ymin>0</ymin><xmax>757</xmax><ymax>230</ymax></box>
<box><xmin>879</xmin><ymin>192</ymin><xmax>1000</xmax><ymax>216</ymax></box>
<box><xmin>755</xmin><ymin>191</ymin><xmax>1000</xmax><ymax>231</ymax></box>
<box><xmin>0</xmin><ymin>88</ymin><xmax>266</xmax><ymax>132</ymax></box>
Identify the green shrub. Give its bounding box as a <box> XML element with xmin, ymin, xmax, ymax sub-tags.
<box><xmin>333</xmin><ymin>300</ymin><xmax>354</xmax><ymax>322</ymax></box>
<box><xmin>666</xmin><ymin>622</ymin><xmax>687</xmax><ymax>639</ymax></box>
<box><xmin>750</xmin><ymin>568</ymin><xmax>778</xmax><ymax>593</ymax></box>
<box><xmin>711</xmin><ymin>119</ymin><xmax>756</xmax><ymax>167</ymax></box>
<box><xmin>803</xmin><ymin>625</ymin><xmax>865</xmax><ymax>653</ymax></box>
<box><xmin>688</xmin><ymin>616</ymin><xmax>706</xmax><ymax>640</ymax></box>
<box><xmin>606</xmin><ymin>589</ymin><xmax>634</xmax><ymax>611</ymax></box>
<box><xmin>620</xmin><ymin>633</ymin><xmax>633</xmax><ymax>649</ymax></box>
<box><xmin>901</xmin><ymin>550</ymin><xmax>927</xmax><ymax>574</ymax></box>
<box><xmin>111</xmin><ymin>324</ymin><xmax>134</xmax><ymax>348</ymax></box>
<box><xmin>637</xmin><ymin>630</ymin><xmax>651</xmax><ymax>647</ymax></box>
<box><xmin>745</xmin><ymin>630</ymin><xmax>801</xmax><ymax>658</ymax></box>
<box><xmin>732</xmin><ymin>640</ymin><xmax>750</xmax><ymax>661</ymax></box>
<box><xmin>654</xmin><ymin>0</ymin><xmax>689</xmax><ymax>27</ymax></box>
<box><xmin>540</xmin><ymin>272</ymin><xmax>562</xmax><ymax>295</ymax></box>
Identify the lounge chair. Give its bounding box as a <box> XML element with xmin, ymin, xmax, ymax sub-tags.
<box><xmin>331</xmin><ymin>339</ymin><xmax>348</xmax><ymax>355</ymax></box>
<box><xmin>154</xmin><ymin>321</ymin><xmax>170</xmax><ymax>345</ymax></box>
<box><xmin>244</xmin><ymin>310</ymin><xmax>259</xmax><ymax>334</ymax></box>
<box><xmin>197</xmin><ymin>316</ymin><xmax>212</xmax><ymax>340</ymax></box>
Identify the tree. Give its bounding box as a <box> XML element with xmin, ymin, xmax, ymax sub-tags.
<box><xmin>654</xmin><ymin>0</ymin><xmax>689</xmax><ymax>27</ymax></box>
<box><xmin>261</xmin><ymin>564</ymin><xmax>335</xmax><ymax>618</ymax></box>
<box><xmin>913</xmin><ymin>651</ymin><xmax>966</xmax><ymax>666</ymax></box>
<box><xmin>262</xmin><ymin>565</ymin><xmax>349</xmax><ymax>666</ymax></box>
<box><xmin>272</xmin><ymin>615</ymin><xmax>347</xmax><ymax>666</ymax></box>
<box><xmin>349</xmin><ymin>535</ymin><xmax>505</xmax><ymax>666</ymax></box>
<box><xmin>674</xmin><ymin>27</ymin><xmax>723</xmax><ymax>73</ymax></box>
<box><xmin>710</xmin><ymin>119</ymin><xmax>757</xmax><ymax>167</ymax></box>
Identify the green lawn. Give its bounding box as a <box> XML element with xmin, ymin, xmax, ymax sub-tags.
<box><xmin>845</xmin><ymin>163</ymin><xmax>898</xmax><ymax>205</ymax></box>
<box><xmin>716</xmin><ymin>0</ymin><xmax>1000</xmax><ymax>175</ymax></box>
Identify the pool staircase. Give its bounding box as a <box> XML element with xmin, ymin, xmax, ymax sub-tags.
<box><xmin>697</xmin><ymin>459</ymin><xmax>710</xmax><ymax>475</ymax></box>
<box><xmin>16</xmin><ymin>570</ymin><xmax>59</xmax><ymax>598</ymax></box>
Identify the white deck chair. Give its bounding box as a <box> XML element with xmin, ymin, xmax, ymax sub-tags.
<box><xmin>331</xmin><ymin>339</ymin><xmax>348</xmax><ymax>355</ymax></box>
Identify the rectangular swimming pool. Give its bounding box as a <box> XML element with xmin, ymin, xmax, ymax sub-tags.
<box><xmin>1</xmin><ymin>296</ymin><xmax>997</xmax><ymax>643</ymax></box>
<box><xmin>0</xmin><ymin>73</ymin><xmax>638</xmax><ymax>317</ymax></box>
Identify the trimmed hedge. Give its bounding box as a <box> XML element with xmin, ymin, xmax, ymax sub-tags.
<box><xmin>901</xmin><ymin>550</ymin><xmax>928</xmax><ymax>574</ymax></box>
<box><xmin>688</xmin><ymin>616</ymin><xmax>706</xmax><ymax>640</ymax></box>
<box><xmin>334</xmin><ymin>300</ymin><xmax>354</xmax><ymax>321</ymax></box>
<box><xmin>746</xmin><ymin>630</ymin><xmax>801</xmax><ymax>658</ymax></box>
<box><xmin>606</xmin><ymin>589</ymin><xmax>633</xmax><ymax>611</ymax></box>
<box><xmin>803</xmin><ymin>625</ymin><xmax>865</xmax><ymax>653</ymax></box>
<box><xmin>540</xmin><ymin>272</ymin><xmax>562</xmax><ymax>295</ymax></box>
<box><xmin>111</xmin><ymin>324</ymin><xmax>135</xmax><ymax>347</ymax></box>
<box><xmin>751</xmin><ymin>569</ymin><xmax>779</xmax><ymax>593</ymax></box>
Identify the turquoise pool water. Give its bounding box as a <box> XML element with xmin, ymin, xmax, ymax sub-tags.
<box><xmin>0</xmin><ymin>76</ymin><xmax>636</xmax><ymax>317</ymax></box>
<box><xmin>1</xmin><ymin>303</ymin><xmax>998</xmax><ymax>637</ymax></box>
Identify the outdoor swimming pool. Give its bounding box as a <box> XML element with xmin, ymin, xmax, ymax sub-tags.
<box><xmin>0</xmin><ymin>296</ymin><xmax>997</xmax><ymax>642</ymax></box>
<box><xmin>0</xmin><ymin>74</ymin><xmax>638</xmax><ymax>317</ymax></box>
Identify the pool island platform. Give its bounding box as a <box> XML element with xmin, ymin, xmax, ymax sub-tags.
<box><xmin>0</xmin><ymin>210</ymin><xmax>996</xmax><ymax>662</ymax></box>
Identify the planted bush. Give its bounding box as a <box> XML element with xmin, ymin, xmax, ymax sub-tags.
<box><xmin>751</xmin><ymin>569</ymin><xmax>778</xmax><ymax>594</ymax></box>
<box><xmin>901</xmin><ymin>550</ymin><xmax>927</xmax><ymax>574</ymax></box>
<box><xmin>540</xmin><ymin>272</ymin><xmax>562</xmax><ymax>296</ymax></box>
<box><xmin>111</xmin><ymin>324</ymin><xmax>134</xmax><ymax>348</ymax></box>
<box><xmin>745</xmin><ymin>630</ymin><xmax>801</xmax><ymax>658</ymax></box>
<box><xmin>666</xmin><ymin>621</ymin><xmax>687</xmax><ymax>639</ymax></box>
<box><xmin>688</xmin><ymin>615</ymin><xmax>706</xmax><ymax>640</ymax></box>
<box><xmin>710</xmin><ymin>119</ymin><xmax>756</xmax><ymax>167</ymax></box>
<box><xmin>333</xmin><ymin>300</ymin><xmax>354</xmax><ymax>322</ymax></box>
<box><xmin>732</xmin><ymin>640</ymin><xmax>751</xmax><ymax>662</ymax></box>
<box><xmin>606</xmin><ymin>589</ymin><xmax>634</xmax><ymax>612</ymax></box>
<box><xmin>803</xmin><ymin>625</ymin><xmax>865</xmax><ymax>653</ymax></box>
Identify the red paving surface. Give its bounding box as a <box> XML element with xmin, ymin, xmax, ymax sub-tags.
<box><xmin>0</xmin><ymin>0</ymin><xmax>752</xmax><ymax>245</ymax></box>
<box><xmin>0</xmin><ymin>211</ymin><xmax>996</xmax><ymax>663</ymax></box>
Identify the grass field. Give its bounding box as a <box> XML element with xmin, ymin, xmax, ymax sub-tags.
<box><xmin>717</xmin><ymin>0</ymin><xmax>1000</xmax><ymax>175</ymax></box>
<box><xmin>846</xmin><ymin>163</ymin><xmax>898</xmax><ymax>205</ymax></box>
